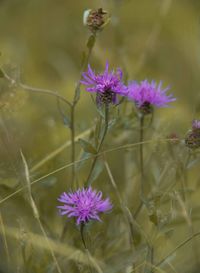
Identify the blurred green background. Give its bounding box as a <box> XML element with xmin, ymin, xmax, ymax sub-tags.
<box><xmin>1</xmin><ymin>0</ymin><xmax>200</xmax><ymax>272</ymax></box>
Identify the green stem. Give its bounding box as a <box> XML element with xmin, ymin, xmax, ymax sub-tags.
<box><xmin>156</xmin><ymin>232</ymin><xmax>200</xmax><ymax>267</ymax></box>
<box><xmin>80</xmin><ymin>223</ymin><xmax>94</xmax><ymax>273</ymax></box>
<box><xmin>182</xmin><ymin>151</ymin><xmax>199</xmax><ymax>266</ymax></box>
<box><xmin>87</xmin><ymin>104</ymin><xmax>109</xmax><ymax>185</ymax></box>
<box><xmin>139</xmin><ymin>115</ymin><xmax>145</xmax><ymax>199</ymax></box>
<box><xmin>61</xmin><ymin>34</ymin><xmax>96</xmax><ymax>240</ymax></box>
<box><xmin>80</xmin><ymin>222</ymin><xmax>87</xmax><ymax>249</ymax></box>
<box><xmin>70</xmin><ymin>34</ymin><xmax>96</xmax><ymax>188</ymax></box>
<box><xmin>70</xmin><ymin>105</ymin><xmax>76</xmax><ymax>187</ymax></box>
<box><xmin>134</xmin><ymin>115</ymin><xmax>147</xmax><ymax>219</ymax></box>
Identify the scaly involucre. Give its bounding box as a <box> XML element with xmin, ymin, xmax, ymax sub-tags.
<box><xmin>81</xmin><ymin>61</ymin><xmax>128</xmax><ymax>105</ymax></box>
<box><xmin>128</xmin><ymin>80</ymin><xmax>176</xmax><ymax>109</ymax></box>
<box><xmin>57</xmin><ymin>187</ymin><xmax>112</xmax><ymax>224</ymax></box>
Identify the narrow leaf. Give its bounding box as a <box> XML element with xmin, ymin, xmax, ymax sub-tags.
<box><xmin>78</xmin><ymin>139</ymin><xmax>97</xmax><ymax>154</ymax></box>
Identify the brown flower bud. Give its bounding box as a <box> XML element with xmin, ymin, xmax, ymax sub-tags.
<box><xmin>83</xmin><ymin>8</ymin><xmax>110</xmax><ymax>34</ymax></box>
<box><xmin>185</xmin><ymin>130</ymin><xmax>200</xmax><ymax>149</ymax></box>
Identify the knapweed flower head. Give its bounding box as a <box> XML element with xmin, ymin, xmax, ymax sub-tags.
<box><xmin>185</xmin><ymin>119</ymin><xmax>200</xmax><ymax>149</ymax></box>
<box><xmin>81</xmin><ymin>61</ymin><xmax>128</xmax><ymax>106</ymax></box>
<box><xmin>57</xmin><ymin>187</ymin><xmax>112</xmax><ymax>225</ymax></box>
<box><xmin>127</xmin><ymin>80</ymin><xmax>176</xmax><ymax>115</ymax></box>
<box><xmin>83</xmin><ymin>8</ymin><xmax>109</xmax><ymax>34</ymax></box>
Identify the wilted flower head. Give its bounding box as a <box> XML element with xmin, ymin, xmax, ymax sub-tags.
<box><xmin>168</xmin><ymin>133</ymin><xmax>180</xmax><ymax>144</ymax></box>
<box><xmin>185</xmin><ymin>119</ymin><xmax>200</xmax><ymax>149</ymax></box>
<box><xmin>57</xmin><ymin>187</ymin><xmax>112</xmax><ymax>225</ymax></box>
<box><xmin>127</xmin><ymin>80</ymin><xmax>176</xmax><ymax>115</ymax></box>
<box><xmin>81</xmin><ymin>61</ymin><xmax>128</xmax><ymax>106</ymax></box>
<box><xmin>83</xmin><ymin>8</ymin><xmax>109</xmax><ymax>33</ymax></box>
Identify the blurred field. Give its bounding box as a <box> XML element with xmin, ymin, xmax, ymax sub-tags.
<box><xmin>1</xmin><ymin>0</ymin><xmax>200</xmax><ymax>272</ymax></box>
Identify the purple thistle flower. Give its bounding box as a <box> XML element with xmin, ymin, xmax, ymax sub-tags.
<box><xmin>127</xmin><ymin>80</ymin><xmax>176</xmax><ymax>114</ymax></box>
<box><xmin>81</xmin><ymin>61</ymin><xmax>128</xmax><ymax>105</ymax></box>
<box><xmin>57</xmin><ymin>187</ymin><xmax>112</xmax><ymax>225</ymax></box>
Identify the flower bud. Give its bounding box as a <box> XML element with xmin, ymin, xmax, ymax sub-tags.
<box><xmin>83</xmin><ymin>8</ymin><xmax>110</xmax><ymax>34</ymax></box>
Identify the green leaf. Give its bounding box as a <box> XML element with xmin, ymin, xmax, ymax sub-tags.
<box><xmin>78</xmin><ymin>139</ymin><xmax>97</xmax><ymax>154</ymax></box>
<box><xmin>89</xmin><ymin>158</ymin><xmax>104</xmax><ymax>183</ymax></box>
<box><xmin>75</xmin><ymin>151</ymin><xmax>90</xmax><ymax>171</ymax></box>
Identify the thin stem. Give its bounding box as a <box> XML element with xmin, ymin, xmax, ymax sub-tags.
<box><xmin>30</xmin><ymin>127</ymin><xmax>93</xmax><ymax>173</ymax></box>
<box><xmin>70</xmin><ymin>105</ymin><xmax>76</xmax><ymax>187</ymax></box>
<box><xmin>80</xmin><ymin>222</ymin><xmax>87</xmax><ymax>249</ymax></box>
<box><xmin>0</xmin><ymin>138</ymin><xmax>176</xmax><ymax>206</ymax></box>
<box><xmin>80</xmin><ymin>223</ymin><xmax>94</xmax><ymax>273</ymax></box>
<box><xmin>70</xmin><ymin>34</ymin><xmax>96</xmax><ymax>187</ymax></box>
<box><xmin>87</xmin><ymin>104</ymin><xmax>109</xmax><ymax>185</ymax></box>
<box><xmin>139</xmin><ymin>115</ymin><xmax>145</xmax><ymax>199</ymax></box>
<box><xmin>61</xmin><ymin>34</ymin><xmax>96</xmax><ymax>240</ymax></box>
<box><xmin>156</xmin><ymin>232</ymin><xmax>200</xmax><ymax>267</ymax></box>
<box><xmin>103</xmin><ymin>158</ymin><xmax>136</xmax><ymax>245</ymax></box>
<box><xmin>134</xmin><ymin>115</ymin><xmax>148</xmax><ymax>219</ymax></box>
<box><xmin>138</xmin><ymin>115</ymin><xmax>154</xmax><ymax>273</ymax></box>
<box><xmin>2</xmin><ymin>70</ymin><xmax>72</xmax><ymax>108</ymax></box>
<box><xmin>181</xmin><ymin>151</ymin><xmax>199</xmax><ymax>266</ymax></box>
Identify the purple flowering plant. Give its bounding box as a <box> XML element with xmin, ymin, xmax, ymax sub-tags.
<box><xmin>127</xmin><ymin>80</ymin><xmax>176</xmax><ymax>114</ymax></box>
<box><xmin>57</xmin><ymin>187</ymin><xmax>112</xmax><ymax>225</ymax></box>
<box><xmin>81</xmin><ymin>61</ymin><xmax>128</xmax><ymax>105</ymax></box>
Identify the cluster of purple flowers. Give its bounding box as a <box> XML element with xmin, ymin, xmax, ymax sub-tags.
<box><xmin>80</xmin><ymin>61</ymin><xmax>176</xmax><ymax>113</ymax></box>
<box><xmin>57</xmin><ymin>62</ymin><xmax>177</xmax><ymax>226</ymax></box>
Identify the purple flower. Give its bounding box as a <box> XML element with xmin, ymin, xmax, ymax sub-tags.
<box><xmin>127</xmin><ymin>80</ymin><xmax>176</xmax><ymax>114</ymax></box>
<box><xmin>57</xmin><ymin>187</ymin><xmax>112</xmax><ymax>224</ymax></box>
<box><xmin>81</xmin><ymin>61</ymin><xmax>128</xmax><ymax>105</ymax></box>
<box><xmin>192</xmin><ymin>120</ymin><xmax>200</xmax><ymax>130</ymax></box>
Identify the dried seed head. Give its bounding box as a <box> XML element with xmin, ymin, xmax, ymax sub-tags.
<box><xmin>83</xmin><ymin>8</ymin><xmax>109</xmax><ymax>34</ymax></box>
<box><xmin>168</xmin><ymin>133</ymin><xmax>180</xmax><ymax>144</ymax></box>
<box><xmin>185</xmin><ymin>119</ymin><xmax>200</xmax><ymax>149</ymax></box>
<box><xmin>185</xmin><ymin>131</ymin><xmax>200</xmax><ymax>149</ymax></box>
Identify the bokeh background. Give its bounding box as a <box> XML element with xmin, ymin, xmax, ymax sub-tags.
<box><xmin>1</xmin><ymin>0</ymin><xmax>200</xmax><ymax>272</ymax></box>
